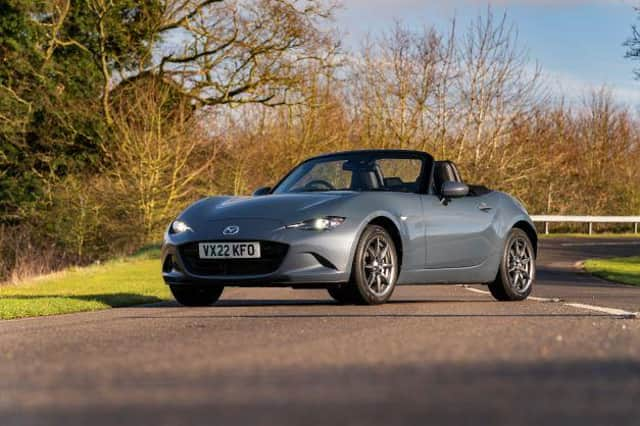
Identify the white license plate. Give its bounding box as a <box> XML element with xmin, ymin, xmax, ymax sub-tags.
<box><xmin>198</xmin><ymin>242</ymin><xmax>261</xmax><ymax>259</ymax></box>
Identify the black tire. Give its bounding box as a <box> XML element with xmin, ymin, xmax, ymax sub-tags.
<box><xmin>170</xmin><ymin>285</ymin><xmax>224</xmax><ymax>307</ymax></box>
<box><xmin>488</xmin><ymin>228</ymin><xmax>535</xmax><ymax>301</ymax></box>
<box><xmin>327</xmin><ymin>286</ymin><xmax>355</xmax><ymax>304</ymax></box>
<box><xmin>347</xmin><ymin>225</ymin><xmax>399</xmax><ymax>305</ymax></box>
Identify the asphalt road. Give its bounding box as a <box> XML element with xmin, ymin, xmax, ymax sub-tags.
<box><xmin>1</xmin><ymin>237</ymin><xmax>639</xmax><ymax>426</ymax></box>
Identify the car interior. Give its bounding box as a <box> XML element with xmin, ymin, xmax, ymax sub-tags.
<box><xmin>296</xmin><ymin>157</ymin><xmax>491</xmax><ymax>195</ymax></box>
<box><xmin>346</xmin><ymin>161</ymin><xmax>420</xmax><ymax>193</ymax></box>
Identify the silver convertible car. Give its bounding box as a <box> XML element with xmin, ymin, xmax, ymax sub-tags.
<box><xmin>162</xmin><ymin>150</ymin><xmax>537</xmax><ymax>306</ymax></box>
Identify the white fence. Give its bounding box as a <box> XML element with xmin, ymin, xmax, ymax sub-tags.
<box><xmin>530</xmin><ymin>215</ymin><xmax>640</xmax><ymax>235</ymax></box>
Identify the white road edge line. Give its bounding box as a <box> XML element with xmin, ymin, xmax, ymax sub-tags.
<box><xmin>462</xmin><ymin>286</ymin><xmax>493</xmax><ymax>296</ymax></box>
<box><xmin>564</xmin><ymin>303</ymin><xmax>640</xmax><ymax>319</ymax></box>
<box><xmin>461</xmin><ymin>285</ymin><xmax>639</xmax><ymax>319</ymax></box>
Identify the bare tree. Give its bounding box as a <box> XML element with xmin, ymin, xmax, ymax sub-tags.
<box><xmin>154</xmin><ymin>0</ymin><xmax>340</xmax><ymax>107</ymax></box>
<box><xmin>455</xmin><ymin>9</ymin><xmax>544</xmax><ymax>172</ymax></box>
<box><xmin>352</xmin><ymin>23</ymin><xmax>443</xmax><ymax>149</ymax></box>
<box><xmin>625</xmin><ymin>7</ymin><xmax>640</xmax><ymax>80</ymax></box>
<box><xmin>103</xmin><ymin>78</ymin><xmax>217</xmax><ymax>243</ymax></box>
<box><xmin>32</xmin><ymin>0</ymin><xmax>340</xmax><ymax>123</ymax></box>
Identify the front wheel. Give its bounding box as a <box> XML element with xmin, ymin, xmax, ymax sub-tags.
<box><xmin>347</xmin><ymin>225</ymin><xmax>399</xmax><ymax>305</ymax></box>
<box><xmin>488</xmin><ymin>228</ymin><xmax>535</xmax><ymax>301</ymax></box>
<box><xmin>170</xmin><ymin>285</ymin><xmax>224</xmax><ymax>306</ymax></box>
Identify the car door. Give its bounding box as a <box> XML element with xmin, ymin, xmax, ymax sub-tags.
<box><xmin>422</xmin><ymin>192</ymin><xmax>497</xmax><ymax>268</ymax></box>
<box><xmin>422</xmin><ymin>160</ymin><xmax>498</xmax><ymax>269</ymax></box>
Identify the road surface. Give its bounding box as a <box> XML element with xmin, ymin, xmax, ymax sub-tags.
<box><xmin>1</xmin><ymin>237</ymin><xmax>639</xmax><ymax>426</ymax></box>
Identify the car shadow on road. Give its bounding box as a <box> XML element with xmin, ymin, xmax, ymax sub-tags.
<box><xmin>127</xmin><ymin>312</ymin><xmax>618</xmax><ymax>319</ymax></box>
<box><xmin>133</xmin><ymin>300</ymin><xmax>624</xmax><ymax>319</ymax></box>
<box><xmin>141</xmin><ymin>298</ymin><xmax>497</xmax><ymax>309</ymax></box>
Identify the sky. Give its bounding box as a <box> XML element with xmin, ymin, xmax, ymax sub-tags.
<box><xmin>335</xmin><ymin>0</ymin><xmax>640</xmax><ymax>106</ymax></box>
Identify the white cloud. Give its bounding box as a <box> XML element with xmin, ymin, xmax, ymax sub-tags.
<box><xmin>338</xmin><ymin>0</ymin><xmax>640</xmax><ymax>109</ymax></box>
<box><xmin>542</xmin><ymin>68</ymin><xmax>640</xmax><ymax>107</ymax></box>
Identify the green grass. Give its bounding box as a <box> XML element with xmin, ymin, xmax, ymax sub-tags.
<box><xmin>540</xmin><ymin>233</ymin><xmax>640</xmax><ymax>239</ymax></box>
<box><xmin>584</xmin><ymin>257</ymin><xmax>640</xmax><ymax>286</ymax></box>
<box><xmin>0</xmin><ymin>250</ymin><xmax>170</xmax><ymax>320</ymax></box>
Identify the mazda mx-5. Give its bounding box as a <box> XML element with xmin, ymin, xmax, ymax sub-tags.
<box><xmin>162</xmin><ymin>150</ymin><xmax>537</xmax><ymax>306</ymax></box>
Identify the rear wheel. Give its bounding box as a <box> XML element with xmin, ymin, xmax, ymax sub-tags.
<box><xmin>488</xmin><ymin>228</ymin><xmax>535</xmax><ymax>301</ymax></box>
<box><xmin>170</xmin><ymin>285</ymin><xmax>224</xmax><ymax>306</ymax></box>
<box><xmin>348</xmin><ymin>225</ymin><xmax>399</xmax><ymax>305</ymax></box>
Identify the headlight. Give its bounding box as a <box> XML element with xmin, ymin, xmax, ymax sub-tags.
<box><xmin>285</xmin><ymin>216</ymin><xmax>345</xmax><ymax>231</ymax></box>
<box><xmin>170</xmin><ymin>220</ymin><xmax>192</xmax><ymax>234</ymax></box>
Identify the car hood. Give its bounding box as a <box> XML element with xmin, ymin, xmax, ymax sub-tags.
<box><xmin>187</xmin><ymin>192</ymin><xmax>359</xmax><ymax>223</ymax></box>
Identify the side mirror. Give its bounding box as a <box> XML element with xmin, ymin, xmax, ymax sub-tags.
<box><xmin>441</xmin><ymin>181</ymin><xmax>469</xmax><ymax>199</ymax></box>
<box><xmin>253</xmin><ymin>186</ymin><xmax>272</xmax><ymax>196</ymax></box>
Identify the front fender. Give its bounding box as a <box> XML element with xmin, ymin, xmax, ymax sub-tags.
<box><xmin>493</xmin><ymin>192</ymin><xmax>538</xmax><ymax>256</ymax></box>
<box><xmin>345</xmin><ymin>206</ymin><xmax>424</xmax><ymax>279</ymax></box>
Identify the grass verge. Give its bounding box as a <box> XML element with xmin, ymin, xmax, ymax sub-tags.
<box><xmin>0</xmin><ymin>250</ymin><xmax>169</xmax><ymax>320</ymax></box>
<box><xmin>583</xmin><ymin>257</ymin><xmax>640</xmax><ymax>286</ymax></box>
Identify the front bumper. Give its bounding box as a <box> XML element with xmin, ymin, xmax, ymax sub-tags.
<box><xmin>162</xmin><ymin>218</ymin><xmax>358</xmax><ymax>287</ymax></box>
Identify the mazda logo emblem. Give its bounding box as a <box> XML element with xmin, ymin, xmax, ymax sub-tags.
<box><xmin>222</xmin><ymin>225</ymin><xmax>240</xmax><ymax>235</ymax></box>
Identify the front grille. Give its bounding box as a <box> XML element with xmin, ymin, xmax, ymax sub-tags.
<box><xmin>178</xmin><ymin>241</ymin><xmax>289</xmax><ymax>276</ymax></box>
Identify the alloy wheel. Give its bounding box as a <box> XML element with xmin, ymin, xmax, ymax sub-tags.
<box><xmin>506</xmin><ymin>236</ymin><xmax>533</xmax><ymax>294</ymax></box>
<box><xmin>362</xmin><ymin>235</ymin><xmax>396</xmax><ymax>297</ymax></box>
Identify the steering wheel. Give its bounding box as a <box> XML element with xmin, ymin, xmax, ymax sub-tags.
<box><xmin>304</xmin><ymin>179</ymin><xmax>336</xmax><ymax>191</ymax></box>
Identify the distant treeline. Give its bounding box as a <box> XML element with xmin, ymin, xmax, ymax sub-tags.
<box><xmin>1</xmin><ymin>1</ymin><xmax>639</xmax><ymax>282</ymax></box>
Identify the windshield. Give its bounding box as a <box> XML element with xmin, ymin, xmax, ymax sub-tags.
<box><xmin>272</xmin><ymin>153</ymin><xmax>427</xmax><ymax>194</ymax></box>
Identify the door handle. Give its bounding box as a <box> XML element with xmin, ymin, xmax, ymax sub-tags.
<box><xmin>478</xmin><ymin>203</ymin><xmax>492</xmax><ymax>212</ymax></box>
